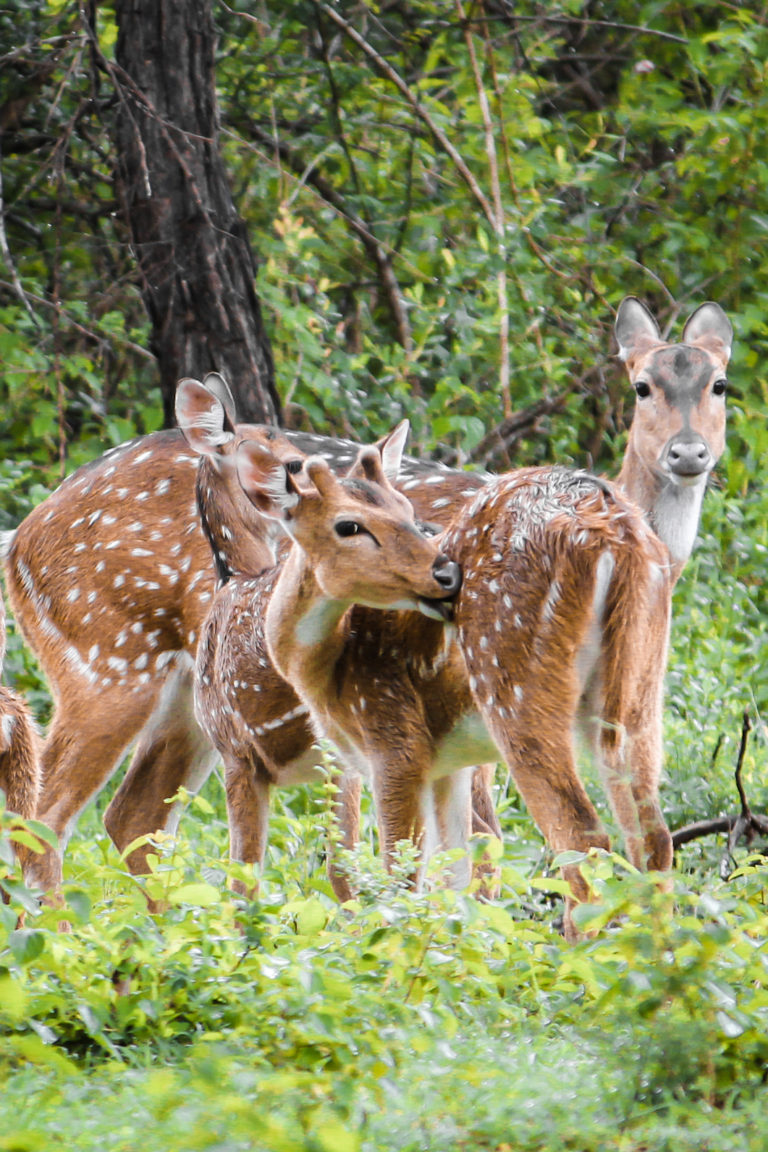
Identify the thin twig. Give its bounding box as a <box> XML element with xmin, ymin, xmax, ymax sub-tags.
<box><xmin>467</xmin><ymin>383</ymin><xmax>579</xmax><ymax>466</ymax></box>
<box><xmin>0</xmin><ymin>280</ymin><xmax>154</xmax><ymax>360</ymax></box>
<box><xmin>315</xmin><ymin>2</ymin><xmax>496</xmax><ymax>228</ymax></box>
<box><xmin>734</xmin><ymin>710</ymin><xmax>753</xmax><ymax>820</ymax></box>
<box><xmin>671</xmin><ymin>710</ymin><xmax>768</xmax><ymax>868</ymax></box>
<box><xmin>456</xmin><ymin>0</ymin><xmax>510</xmax><ymax>416</ymax></box>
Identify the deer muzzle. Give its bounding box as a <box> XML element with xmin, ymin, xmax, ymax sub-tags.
<box><xmin>665</xmin><ymin>435</ymin><xmax>713</xmax><ymax>483</ymax></box>
<box><xmin>416</xmin><ymin>556</ymin><xmax>462</xmax><ymax>621</ymax></box>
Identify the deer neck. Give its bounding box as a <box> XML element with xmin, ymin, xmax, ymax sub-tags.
<box><xmin>265</xmin><ymin>547</ymin><xmax>350</xmax><ymax>698</ymax></box>
<box><xmin>616</xmin><ymin>439</ymin><xmax>706</xmax><ymax>583</ymax></box>
<box><xmin>196</xmin><ymin>459</ymin><xmax>279</xmax><ymax>582</ymax></box>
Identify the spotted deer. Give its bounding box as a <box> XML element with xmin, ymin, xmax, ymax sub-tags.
<box><xmin>229</xmin><ymin>425</ymin><xmax>473</xmax><ymax>889</ymax></box>
<box><xmin>3</xmin><ymin>373</ymin><xmax>484</xmax><ymax>896</ymax></box>
<box><xmin>464</xmin><ymin>295</ymin><xmax>733</xmax><ymax>848</ymax></box>
<box><xmin>442</xmin><ymin>467</ymin><xmax>674</xmax><ymax>938</ymax></box>
<box><xmin>197</xmin><ymin>422</ymin><xmax>461</xmax><ymax>889</ymax></box>
<box><xmin>0</xmin><ymin>596</ymin><xmax>42</xmax><ymax>874</ymax></box>
<box><xmin>4</xmin><ymin>295</ymin><xmax>730</xmax><ymax>907</ymax></box>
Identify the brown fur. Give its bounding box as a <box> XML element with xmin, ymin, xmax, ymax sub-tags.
<box><xmin>443</xmin><ymin>467</ymin><xmax>673</xmax><ymax>938</ymax></box>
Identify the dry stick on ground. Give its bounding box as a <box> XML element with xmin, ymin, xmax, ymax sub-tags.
<box><xmin>671</xmin><ymin>711</ymin><xmax>768</xmax><ymax>878</ymax></box>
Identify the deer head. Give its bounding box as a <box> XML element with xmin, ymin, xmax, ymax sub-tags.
<box><xmin>175</xmin><ymin>373</ymin><xmax>306</xmax><ymax>580</ymax></box>
<box><xmin>235</xmin><ymin>421</ymin><xmax>462</xmax><ymax>620</ymax></box>
<box><xmin>615</xmin><ymin>297</ymin><xmax>732</xmax><ymax>574</ymax></box>
<box><xmin>615</xmin><ymin>297</ymin><xmax>731</xmax><ymax>486</ymax></box>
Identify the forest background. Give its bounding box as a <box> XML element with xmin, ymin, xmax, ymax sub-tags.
<box><xmin>1</xmin><ymin>2</ymin><xmax>768</xmax><ymax>1149</ymax></box>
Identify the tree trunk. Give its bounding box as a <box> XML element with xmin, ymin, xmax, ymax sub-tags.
<box><xmin>110</xmin><ymin>0</ymin><xmax>280</xmax><ymax>426</ymax></box>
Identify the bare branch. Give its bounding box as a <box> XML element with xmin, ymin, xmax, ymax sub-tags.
<box><xmin>671</xmin><ymin>711</ymin><xmax>768</xmax><ymax>867</ymax></box>
<box><xmin>468</xmin><ymin>384</ymin><xmax>577</xmax><ymax>466</ymax></box>
<box><xmin>0</xmin><ymin>280</ymin><xmax>154</xmax><ymax>360</ymax></box>
<box><xmin>236</xmin><ymin>123</ymin><xmax>413</xmax><ymax>351</ymax></box>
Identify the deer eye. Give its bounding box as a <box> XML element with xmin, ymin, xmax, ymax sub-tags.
<box><xmin>335</xmin><ymin>520</ymin><xmax>362</xmax><ymax>538</ymax></box>
<box><xmin>634</xmin><ymin>380</ymin><xmax>651</xmax><ymax>399</ymax></box>
<box><xmin>712</xmin><ymin>378</ymin><xmax>727</xmax><ymax>396</ymax></box>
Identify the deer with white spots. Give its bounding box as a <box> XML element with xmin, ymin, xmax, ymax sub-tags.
<box><xmin>227</xmin><ymin>422</ymin><xmax>471</xmax><ymax>891</ymax></box>
<box><xmin>461</xmin><ymin>296</ymin><xmax>733</xmax><ymax>894</ymax></box>
<box><xmin>413</xmin><ymin>298</ymin><xmax>732</xmax><ymax>932</ymax></box>
<box><xmin>3</xmin><ymin>373</ymin><xmax>485</xmax><ymax>899</ymax></box>
<box><xmin>3</xmin><ymin>295</ymin><xmax>730</xmax><ymax>911</ymax></box>
<box><xmin>442</xmin><ymin>467</ymin><xmax>674</xmax><ymax>938</ymax></box>
<box><xmin>195</xmin><ymin>421</ymin><xmax>462</xmax><ymax>893</ymax></box>
<box><xmin>0</xmin><ymin>596</ymin><xmax>41</xmax><ymax>855</ymax></box>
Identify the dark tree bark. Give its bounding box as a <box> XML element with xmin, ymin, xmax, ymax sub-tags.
<box><xmin>110</xmin><ymin>0</ymin><xmax>280</xmax><ymax>426</ymax></box>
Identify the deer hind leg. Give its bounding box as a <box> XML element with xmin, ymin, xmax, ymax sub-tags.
<box><xmin>464</xmin><ymin>626</ymin><xmax>608</xmax><ymax>939</ymax></box>
<box><xmin>471</xmin><ymin>762</ymin><xmax>502</xmax><ymax>837</ymax></box>
<box><xmin>30</xmin><ymin>682</ymin><xmax>154</xmax><ymax>895</ymax></box>
<box><xmin>597</xmin><ymin>581</ymin><xmax>672</xmax><ymax>875</ymax></box>
<box><xmin>104</xmin><ymin>655</ymin><xmax>217</xmax><ymax>884</ymax></box>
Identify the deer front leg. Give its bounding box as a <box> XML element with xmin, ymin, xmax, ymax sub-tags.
<box><xmin>221</xmin><ymin>754</ymin><xmax>271</xmax><ymax>899</ymax></box>
<box><xmin>370</xmin><ymin>741</ymin><xmax>433</xmax><ymax>887</ymax></box>
<box><xmin>470</xmin><ymin>761</ymin><xmax>502</xmax><ymax>899</ymax></box>
<box><xmin>432</xmin><ymin>765</ymin><xmax>474</xmax><ymax>889</ymax></box>
<box><xmin>324</xmin><ymin>768</ymin><xmax>362</xmax><ymax>903</ymax></box>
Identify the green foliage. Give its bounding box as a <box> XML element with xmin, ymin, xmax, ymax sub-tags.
<box><xmin>4</xmin><ymin>1</ymin><xmax>768</xmax><ymax>473</ymax></box>
<box><xmin>2</xmin><ymin>799</ymin><xmax>768</xmax><ymax>1150</ymax></box>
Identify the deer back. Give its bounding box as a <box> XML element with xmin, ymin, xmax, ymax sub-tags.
<box><xmin>5</xmin><ymin>376</ymin><xmax>484</xmax><ymax>705</ymax></box>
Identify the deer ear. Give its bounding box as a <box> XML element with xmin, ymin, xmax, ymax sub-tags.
<box><xmin>235</xmin><ymin>440</ymin><xmax>300</xmax><ymax>519</ymax></box>
<box><xmin>176</xmin><ymin>376</ymin><xmax>236</xmax><ymax>455</ymax></box>
<box><xmin>614</xmin><ymin>297</ymin><xmax>662</xmax><ymax>362</ymax></box>
<box><xmin>201</xmin><ymin>372</ymin><xmax>238</xmax><ymax>425</ymax></box>
<box><xmin>303</xmin><ymin>457</ymin><xmax>338</xmax><ymax>498</ymax></box>
<box><xmin>682</xmin><ymin>302</ymin><xmax>733</xmax><ymax>363</ymax></box>
<box><xmin>353</xmin><ymin>419</ymin><xmax>410</xmax><ymax>486</ymax></box>
<box><xmin>377</xmin><ymin>419</ymin><xmax>410</xmax><ymax>483</ymax></box>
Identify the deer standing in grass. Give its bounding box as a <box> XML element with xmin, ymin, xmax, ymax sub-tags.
<box><xmin>3</xmin><ymin>296</ymin><xmax>730</xmax><ymax>913</ymax></box>
<box><xmin>198</xmin><ymin>422</ymin><xmax>462</xmax><ymax>891</ymax></box>
<box><xmin>3</xmin><ymin>374</ymin><xmax>483</xmax><ymax>897</ymax></box>
<box><xmin>463</xmin><ymin>296</ymin><xmax>732</xmax><ymax>883</ymax></box>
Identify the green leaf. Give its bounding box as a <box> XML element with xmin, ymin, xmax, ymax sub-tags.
<box><xmin>167</xmin><ymin>883</ymin><xmax>221</xmax><ymax>907</ymax></box>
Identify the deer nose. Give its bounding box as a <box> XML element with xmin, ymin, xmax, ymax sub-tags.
<box><xmin>432</xmin><ymin>555</ymin><xmax>462</xmax><ymax>596</ymax></box>
<box><xmin>667</xmin><ymin>438</ymin><xmax>711</xmax><ymax>477</ymax></box>
<box><xmin>667</xmin><ymin>437</ymin><xmax>713</xmax><ymax>479</ymax></box>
